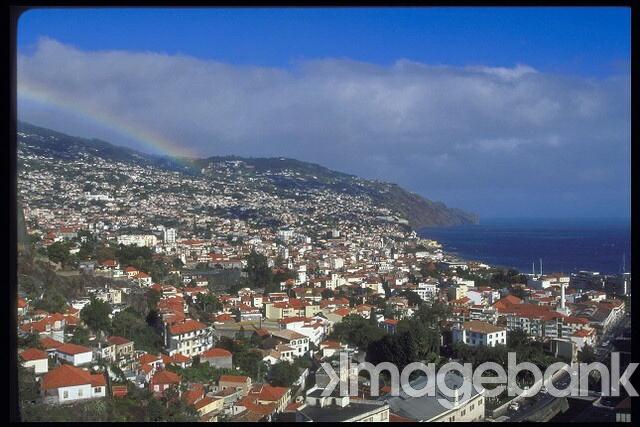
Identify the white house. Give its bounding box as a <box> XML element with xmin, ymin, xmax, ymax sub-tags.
<box><xmin>270</xmin><ymin>329</ymin><xmax>310</xmax><ymax>357</ymax></box>
<box><xmin>41</xmin><ymin>365</ymin><xmax>107</xmax><ymax>404</ymax></box>
<box><xmin>452</xmin><ymin>320</ymin><xmax>507</xmax><ymax>347</ymax></box>
<box><xmin>278</xmin><ymin>316</ymin><xmax>329</xmax><ymax>347</ymax></box>
<box><xmin>55</xmin><ymin>343</ymin><xmax>94</xmax><ymax>366</ymax></box>
<box><xmin>20</xmin><ymin>348</ymin><xmax>49</xmax><ymax>374</ymax></box>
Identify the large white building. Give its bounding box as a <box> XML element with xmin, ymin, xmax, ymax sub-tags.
<box><xmin>117</xmin><ymin>234</ymin><xmax>158</xmax><ymax>248</ymax></box>
<box><xmin>164</xmin><ymin>319</ymin><xmax>214</xmax><ymax>357</ymax></box>
<box><xmin>383</xmin><ymin>371</ymin><xmax>485</xmax><ymax>422</ymax></box>
<box><xmin>452</xmin><ymin>320</ymin><xmax>507</xmax><ymax>347</ymax></box>
<box><xmin>415</xmin><ymin>281</ymin><xmax>438</xmax><ymax>302</ymax></box>
<box><xmin>163</xmin><ymin>227</ymin><xmax>176</xmax><ymax>244</ymax></box>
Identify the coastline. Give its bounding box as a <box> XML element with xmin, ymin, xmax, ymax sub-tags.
<box><xmin>418</xmin><ymin>218</ymin><xmax>631</xmax><ymax>276</ymax></box>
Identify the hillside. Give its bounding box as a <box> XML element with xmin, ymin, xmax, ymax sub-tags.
<box><xmin>17</xmin><ymin>121</ymin><xmax>478</xmax><ymax>228</ymax></box>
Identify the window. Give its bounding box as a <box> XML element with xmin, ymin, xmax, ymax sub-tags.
<box><xmin>478</xmin><ymin>399</ymin><xmax>483</xmax><ymax>405</ymax></box>
<box><xmin>461</xmin><ymin>409</ymin><xmax>466</xmax><ymax>416</ymax></box>
<box><xmin>78</xmin><ymin>389</ymin><xmax>83</xmax><ymax>397</ymax></box>
<box><xmin>63</xmin><ymin>390</ymin><xmax>69</xmax><ymax>399</ymax></box>
<box><xmin>94</xmin><ymin>387</ymin><xmax>102</xmax><ymax>393</ymax></box>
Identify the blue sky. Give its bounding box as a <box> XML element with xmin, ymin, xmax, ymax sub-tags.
<box><xmin>17</xmin><ymin>7</ymin><xmax>631</xmax><ymax>218</ymax></box>
<box><xmin>18</xmin><ymin>7</ymin><xmax>630</xmax><ymax>76</ymax></box>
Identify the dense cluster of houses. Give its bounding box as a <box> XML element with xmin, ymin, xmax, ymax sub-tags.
<box><xmin>16</xmin><ymin>137</ymin><xmax>631</xmax><ymax>422</ymax></box>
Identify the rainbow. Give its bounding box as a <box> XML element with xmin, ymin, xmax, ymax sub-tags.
<box><xmin>17</xmin><ymin>79</ymin><xmax>199</xmax><ymax>160</ymax></box>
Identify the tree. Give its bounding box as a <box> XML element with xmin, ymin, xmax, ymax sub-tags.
<box><xmin>244</xmin><ymin>250</ymin><xmax>272</xmax><ymax>289</ymax></box>
<box><xmin>507</xmin><ymin>329</ymin><xmax>530</xmax><ymax>349</ymax></box>
<box><xmin>18</xmin><ymin>332</ymin><xmax>42</xmax><ymax>349</ymax></box>
<box><xmin>321</xmin><ymin>289</ymin><xmax>335</xmax><ymax>299</ymax></box>
<box><xmin>510</xmin><ymin>286</ymin><xmax>529</xmax><ymax>300</ymax></box>
<box><xmin>46</xmin><ymin>241</ymin><xmax>71</xmax><ymax>267</ymax></box>
<box><xmin>234</xmin><ymin>349</ymin><xmax>268</xmax><ymax>381</ymax></box>
<box><xmin>145</xmin><ymin>289</ymin><xmax>161</xmax><ymax>311</ymax></box>
<box><xmin>81</xmin><ymin>297</ymin><xmax>112</xmax><ymax>334</ymax></box>
<box><xmin>111</xmin><ymin>307</ymin><xmax>162</xmax><ymax>353</ymax></box>
<box><xmin>196</xmin><ymin>293</ymin><xmax>222</xmax><ymax>314</ymax></box>
<box><xmin>70</xmin><ymin>327</ymin><xmax>91</xmax><ymax>345</ymax></box>
<box><xmin>18</xmin><ymin>364</ymin><xmax>39</xmax><ymax>403</ymax></box>
<box><xmin>330</xmin><ymin>315</ymin><xmax>386</xmax><ymax>351</ymax></box>
<box><xmin>578</xmin><ymin>344</ymin><xmax>597</xmax><ymax>364</ymax></box>
<box><xmin>396</xmin><ymin>290</ymin><xmax>423</xmax><ymax>307</ymax></box>
<box><xmin>34</xmin><ymin>288</ymin><xmax>67</xmax><ymax>314</ymax></box>
<box><xmin>413</xmin><ymin>301</ymin><xmax>450</xmax><ymax>325</ymax></box>
<box><xmin>268</xmin><ymin>361</ymin><xmax>300</xmax><ymax>387</ymax></box>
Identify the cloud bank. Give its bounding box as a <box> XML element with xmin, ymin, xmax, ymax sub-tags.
<box><xmin>17</xmin><ymin>38</ymin><xmax>630</xmax><ymax>217</ymax></box>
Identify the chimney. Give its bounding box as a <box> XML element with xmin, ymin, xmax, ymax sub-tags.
<box><xmin>539</xmin><ymin>259</ymin><xmax>543</xmax><ymax>277</ymax></box>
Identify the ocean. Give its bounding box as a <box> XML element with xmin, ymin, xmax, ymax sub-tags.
<box><xmin>418</xmin><ymin>218</ymin><xmax>631</xmax><ymax>275</ymax></box>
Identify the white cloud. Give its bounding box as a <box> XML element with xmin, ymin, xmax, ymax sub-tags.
<box><xmin>17</xmin><ymin>38</ymin><xmax>630</xmax><ymax>217</ymax></box>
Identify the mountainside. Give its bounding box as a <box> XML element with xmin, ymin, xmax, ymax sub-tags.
<box><xmin>17</xmin><ymin>121</ymin><xmax>478</xmax><ymax>228</ymax></box>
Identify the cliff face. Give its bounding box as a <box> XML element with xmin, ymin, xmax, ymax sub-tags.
<box><xmin>17</xmin><ymin>121</ymin><xmax>478</xmax><ymax>228</ymax></box>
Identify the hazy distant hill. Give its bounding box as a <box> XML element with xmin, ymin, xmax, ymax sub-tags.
<box><xmin>17</xmin><ymin>121</ymin><xmax>479</xmax><ymax>228</ymax></box>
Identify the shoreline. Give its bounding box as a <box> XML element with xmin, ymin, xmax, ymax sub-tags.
<box><xmin>417</xmin><ymin>221</ymin><xmax>630</xmax><ymax>277</ymax></box>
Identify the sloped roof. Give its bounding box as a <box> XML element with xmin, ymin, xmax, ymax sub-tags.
<box><xmin>201</xmin><ymin>348</ymin><xmax>232</xmax><ymax>359</ymax></box>
<box><xmin>107</xmin><ymin>336</ymin><xmax>132</xmax><ymax>346</ymax></box>
<box><xmin>151</xmin><ymin>370</ymin><xmax>181</xmax><ymax>385</ymax></box>
<box><xmin>20</xmin><ymin>348</ymin><xmax>48</xmax><ymax>361</ymax></box>
<box><xmin>168</xmin><ymin>319</ymin><xmax>207</xmax><ymax>335</ymax></box>
<box><xmin>42</xmin><ymin>365</ymin><xmax>103</xmax><ymax>390</ymax></box>
<box><xmin>56</xmin><ymin>343</ymin><xmax>92</xmax><ymax>355</ymax></box>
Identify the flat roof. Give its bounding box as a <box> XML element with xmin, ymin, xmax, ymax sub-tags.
<box><xmin>380</xmin><ymin>372</ymin><xmax>482</xmax><ymax>422</ymax></box>
<box><xmin>299</xmin><ymin>401</ymin><xmax>388</xmax><ymax>422</ymax></box>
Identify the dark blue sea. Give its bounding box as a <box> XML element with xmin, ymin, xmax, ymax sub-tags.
<box><xmin>418</xmin><ymin>218</ymin><xmax>631</xmax><ymax>275</ymax></box>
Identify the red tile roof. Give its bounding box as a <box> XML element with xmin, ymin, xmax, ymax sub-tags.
<box><xmin>42</xmin><ymin>365</ymin><xmax>104</xmax><ymax>390</ymax></box>
<box><xmin>171</xmin><ymin>353</ymin><xmax>191</xmax><ymax>364</ymax></box>
<box><xmin>201</xmin><ymin>348</ymin><xmax>232</xmax><ymax>359</ymax></box>
<box><xmin>183</xmin><ymin>383</ymin><xmax>205</xmax><ymax>406</ymax></box>
<box><xmin>20</xmin><ymin>348</ymin><xmax>49</xmax><ymax>361</ymax></box>
<box><xmin>248</xmin><ymin>384</ymin><xmax>289</xmax><ymax>402</ymax></box>
<box><xmin>219</xmin><ymin>374</ymin><xmax>250</xmax><ymax>384</ymax></box>
<box><xmin>168</xmin><ymin>319</ymin><xmax>208</xmax><ymax>335</ymax></box>
<box><xmin>139</xmin><ymin>353</ymin><xmax>162</xmax><ymax>366</ymax></box>
<box><xmin>278</xmin><ymin>316</ymin><xmax>309</xmax><ymax>324</ymax></box>
<box><xmin>107</xmin><ymin>336</ymin><xmax>132</xmax><ymax>346</ymax></box>
<box><xmin>461</xmin><ymin>320</ymin><xmax>505</xmax><ymax>334</ymax></box>
<box><xmin>40</xmin><ymin>337</ymin><xmax>64</xmax><ymax>350</ymax></box>
<box><xmin>56</xmin><ymin>343</ymin><xmax>92</xmax><ymax>355</ymax></box>
<box><xmin>333</xmin><ymin>308</ymin><xmax>351</xmax><ymax>317</ymax></box>
<box><xmin>91</xmin><ymin>373</ymin><xmax>107</xmax><ymax>387</ymax></box>
<box><xmin>150</xmin><ymin>370</ymin><xmax>181</xmax><ymax>386</ymax></box>
<box><xmin>194</xmin><ymin>396</ymin><xmax>220</xmax><ymax>411</ymax></box>
<box><xmin>214</xmin><ymin>313</ymin><xmax>235</xmax><ymax>322</ymax></box>
<box><xmin>492</xmin><ymin>295</ymin><xmax>523</xmax><ymax>312</ymax></box>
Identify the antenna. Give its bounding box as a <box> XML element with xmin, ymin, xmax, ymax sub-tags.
<box><xmin>622</xmin><ymin>253</ymin><xmax>626</xmax><ymax>274</ymax></box>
